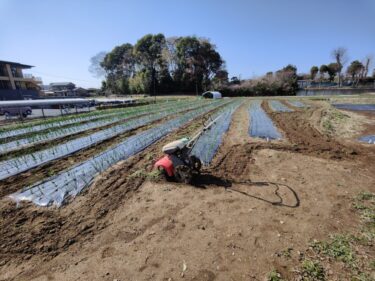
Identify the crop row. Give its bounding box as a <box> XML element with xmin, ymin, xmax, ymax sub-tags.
<box><xmin>249</xmin><ymin>101</ymin><xmax>282</xmax><ymax>140</ymax></box>
<box><xmin>269</xmin><ymin>100</ymin><xmax>293</xmax><ymax>112</ymax></box>
<box><xmin>0</xmin><ymin>107</ymin><xmax>127</xmax><ymax>139</ymax></box>
<box><xmin>0</xmin><ymin>99</ymin><xmax>224</xmax><ymax>181</ymax></box>
<box><xmin>9</xmin><ymin>100</ymin><xmax>230</xmax><ymax>207</ymax></box>
<box><xmin>0</xmin><ymin>99</ymin><xmax>173</xmax><ymax>139</ymax></box>
<box><xmin>333</xmin><ymin>104</ymin><xmax>375</xmax><ymax>111</ymax></box>
<box><xmin>287</xmin><ymin>100</ymin><xmax>307</xmax><ymax>108</ymax></box>
<box><xmin>191</xmin><ymin>100</ymin><xmax>242</xmax><ymax>165</ymax></box>
<box><xmin>359</xmin><ymin>135</ymin><xmax>375</xmax><ymax>144</ymax></box>
<box><xmin>0</xmin><ymin>99</ymin><xmax>205</xmax><ymax>154</ymax></box>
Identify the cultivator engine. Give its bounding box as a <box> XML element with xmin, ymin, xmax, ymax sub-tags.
<box><xmin>154</xmin><ymin>116</ymin><xmax>220</xmax><ymax>183</ymax></box>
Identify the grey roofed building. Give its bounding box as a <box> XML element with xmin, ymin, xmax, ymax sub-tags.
<box><xmin>49</xmin><ymin>82</ymin><xmax>76</xmax><ymax>91</ymax></box>
<box><xmin>0</xmin><ymin>60</ymin><xmax>34</xmax><ymax>69</ymax></box>
<box><xmin>43</xmin><ymin>82</ymin><xmax>90</xmax><ymax>97</ymax></box>
<box><xmin>48</xmin><ymin>82</ymin><xmax>76</xmax><ymax>96</ymax></box>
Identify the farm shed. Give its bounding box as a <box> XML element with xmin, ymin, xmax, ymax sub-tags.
<box><xmin>202</xmin><ymin>91</ymin><xmax>222</xmax><ymax>99</ymax></box>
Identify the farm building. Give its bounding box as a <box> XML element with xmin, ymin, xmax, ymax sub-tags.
<box><xmin>202</xmin><ymin>91</ymin><xmax>222</xmax><ymax>99</ymax></box>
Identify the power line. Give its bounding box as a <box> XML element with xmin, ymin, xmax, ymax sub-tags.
<box><xmin>30</xmin><ymin>70</ymin><xmax>99</xmax><ymax>83</ymax></box>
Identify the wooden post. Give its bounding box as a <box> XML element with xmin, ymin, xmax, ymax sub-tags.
<box><xmin>59</xmin><ymin>105</ymin><xmax>63</xmax><ymax>116</ymax></box>
<box><xmin>19</xmin><ymin>107</ymin><xmax>23</xmax><ymax>121</ymax></box>
<box><xmin>41</xmin><ymin>108</ymin><xmax>45</xmax><ymax>118</ymax></box>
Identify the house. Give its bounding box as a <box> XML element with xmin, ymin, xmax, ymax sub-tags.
<box><xmin>74</xmin><ymin>87</ymin><xmax>88</xmax><ymax>96</ymax></box>
<box><xmin>49</xmin><ymin>82</ymin><xmax>76</xmax><ymax>96</ymax></box>
<box><xmin>0</xmin><ymin>60</ymin><xmax>41</xmax><ymax>100</ymax></box>
<box><xmin>42</xmin><ymin>82</ymin><xmax>90</xmax><ymax>97</ymax></box>
<box><xmin>86</xmin><ymin>88</ymin><xmax>100</xmax><ymax>96</ymax></box>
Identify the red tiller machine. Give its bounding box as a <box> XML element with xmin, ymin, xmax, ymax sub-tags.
<box><xmin>154</xmin><ymin>116</ymin><xmax>219</xmax><ymax>183</ymax></box>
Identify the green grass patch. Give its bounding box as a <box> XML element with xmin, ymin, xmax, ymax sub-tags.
<box><xmin>128</xmin><ymin>169</ymin><xmax>162</xmax><ymax>181</ymax></box>
<box><xmin>311</xmin><ymin>235</ymin><xmax>355</xmax><ymax>265</ymax></box>
<box><xmin>354</xmin><ymin>192</ymin><xmax>375</xmax><ymax>227</ymax></box>
<box><xmin>356</xmin><ymin>192</ymin><xmax>375</xmax><ymax>202</ymax></box>
<box><xmin>280</xmin><ymin>247</ymin><xmax>293</xmax><ymax>258</ymax></box>
<box><xmin>350</xmin><ymin>272</ymin><xmax>375</xmax><ymax>281</ymax></box>
<box><xmin>267</xmin><ymin>269</ymin><xmax>284</xmax><ymax>281</ymax></box>
<box><xmin>322</xmin><ymin>106</ymin><xmax>350</xmax><ymax>134</ymax></box>
<box><xmin>301</xmin><ymin>259</ymin><xmax>326</xmax><ymax>281</ymax></box>
<box><xmin>322</xmin><ymin>120</ymin><xmax>333</xmax><ymax>132</ymax></box>
<box><xmin>353</xmin><ymin>192</ymin><xmax>375</xmax><ymax>247</ymax></box>
<box><xmin>331</xmin><ymin>109</ymin><xmax>347</xmax><ymax>120</ymax></box>
<box><xmin>370</xmin><ymin>259</ymin><xmax>375</xmax><ymax>270</ymax></box>
<box><xmin>298</xmin><ymin>192</ymin><xmax>375</xmax><ymax>279</ymax></box>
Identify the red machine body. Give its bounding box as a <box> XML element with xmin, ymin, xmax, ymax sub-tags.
<box><xmin>153</xmin><ymin>116</ymin><xmax>220</xmax><ymax>183</ymax></box>
<box><xmin>154</xmin><ymin>155</ymin><xmax>174</xmax><ymax>177</ymax></box>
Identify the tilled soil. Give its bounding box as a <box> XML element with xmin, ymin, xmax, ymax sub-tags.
<box><xmin>0</xmin><ymin>100</ymin><xmax>374</xmax><ymax>281</ymax></box>
<box><xmin>262</xmin><ymin>100</ymin><xmax>375</xmax><ymax>159</ymax></box>
<box><xmin>349</xmin><ymin>110</ymin><xmax>375</xmax><ymax>139</ymax></box>
<box><xmin>205</xmin><ymin>100</ymin><xmax>374</xmax><ymax>185</ymax></box>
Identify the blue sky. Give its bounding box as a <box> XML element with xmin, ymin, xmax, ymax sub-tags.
<box><xmin>1</xmin><ymin>0</ymin><xmax>374</xmax><ymax>88</ymax></box>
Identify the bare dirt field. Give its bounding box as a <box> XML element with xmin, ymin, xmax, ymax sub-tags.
<box><xmin>0</xmin><ymin>98</ymin><xmax>374</xmax><ymax>281</ymax></box>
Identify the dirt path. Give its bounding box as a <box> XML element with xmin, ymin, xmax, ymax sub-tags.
<box><xmin>221</xmin><ymin>99</ymin><xmax>250</xmax><ymax>146</ymax></box>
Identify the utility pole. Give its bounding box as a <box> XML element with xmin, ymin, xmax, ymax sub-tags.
<box><xmin>152</xmin><ymin>68</ymin><xmax>156</xmax><ymax>103</ymax></box>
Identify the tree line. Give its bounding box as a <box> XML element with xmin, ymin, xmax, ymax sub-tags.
<box><xmin>308</xmin><ymin>48</ymin><xmax>373</xmax><ymax>87</ymax></box>
<box><xmin>89</xmin><ymin>34</ymin><xmax>226</xmax><ymax>96</ymax></box>
<box><xmin>90</xmin><ymin>33</ymin><xmax>299</xmax><ymax>97</ymax></box>
<box><xmin>219</xmin><ymin>65</ymin><xmax>299</xmax><ymax>96</ymax></box>
<box><xmin>90</xmin><ymin>38</ymin><xmax>374</xmax><ymax>97</ymax></box>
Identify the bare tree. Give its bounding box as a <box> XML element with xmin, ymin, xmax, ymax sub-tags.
<box><xmin>331</xmin><ymin>47</ymin><xmax>348</xmax><ymax>87</ymax></box>
<box><xmin>310</xmin><ymin>66</ymin><xmax>319</xmax><ymax>80</ymax></box>
<box><xmin>347</xmin><ymin>60</ymin><xmax>364</xmax><ymax>86</ymax></box>
<box><xmin>88</xmin><ymin>51</ymin><xmax>107</xmax><ymax>78</ymax></box>
<box><xmin>362</xmin><ymin>55</ymin><xmax>372</xmax><ymax>78</ymax></box>
<box><xmin>162</xmin><ymin>36</ymin><xmax>179</xmax><ymax>76</ymax></box>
